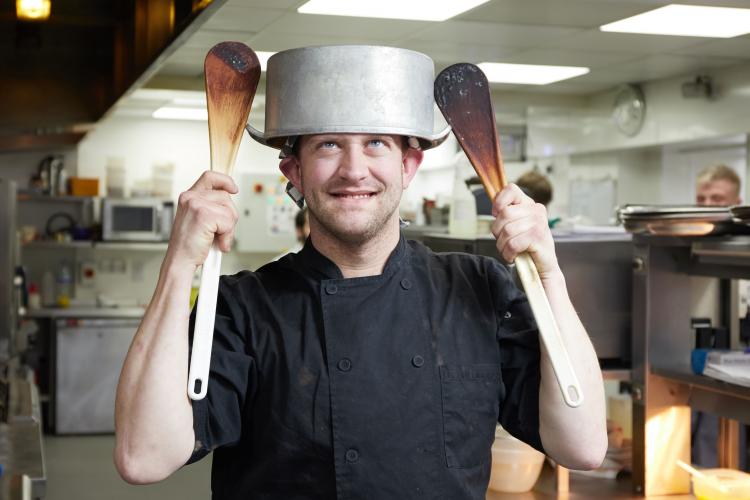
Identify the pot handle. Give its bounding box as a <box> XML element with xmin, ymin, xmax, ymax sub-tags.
<box><xmin>245</xmin><ymin>123</ymin><xmax>270</xmax><ymax>146</ymax></box>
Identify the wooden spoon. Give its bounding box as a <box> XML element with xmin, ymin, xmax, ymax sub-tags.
<box><xmin>435</xmin><ymin>63</ymin><xmax>583</xmax><ymax>408</ymax></box>
<box><xmin>188</xmin><ymin>42</ymin><xmax>260</xmax><ymax>401</ymax></box>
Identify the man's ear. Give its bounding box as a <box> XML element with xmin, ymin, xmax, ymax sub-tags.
<box><xmin>279</xmin><ymin>156</ymin><xmax>302</xmax><ymax>194</ymax></box>
<box><xmin>402</xmin><ymin>147</ymin><xmax>424</xmax><ymax>189</ymax></box>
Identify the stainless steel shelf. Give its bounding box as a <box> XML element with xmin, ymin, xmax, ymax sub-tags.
<box><xmin>22</xmin><ymin>241</ymin><xmax>168</xmax><ymax>251</ymax></box>
<box><xmin>17</xmin><ymin>194</ymin><xmax>96</xmax><ymax>203</ymax></box>
<box><xmin>22</xmin><ymin>241</ymin><xmax>91</xmax><ymax>249</ymax></box>
<box><xmin>23</xmin><ymin>306</ymin><xmax>145</xmax><ymax>319</ymax></box>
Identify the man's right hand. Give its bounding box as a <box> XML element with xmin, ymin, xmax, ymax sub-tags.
<box><xmin>166</xmin><ymin>171</ymin><xmax>239</xmax><ymax>270</ymax></box>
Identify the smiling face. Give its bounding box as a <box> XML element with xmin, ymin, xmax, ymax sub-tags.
<box><xmin>280</xmin><ymin>133</ymin><xmax>422</xmax><ymax>245</ymax></box>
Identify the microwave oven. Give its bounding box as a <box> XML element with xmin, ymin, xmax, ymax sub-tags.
<box><xmin>101</xmin><ymin>198</ymin><xmax>174</xmax><ymax>241</ymax></box>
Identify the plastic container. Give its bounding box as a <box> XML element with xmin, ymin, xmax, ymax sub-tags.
<box><xmin>152</xmin><ymin>162</ymin><xmax>174</xmax><ymax>199</ymax></box>
<box><xmin>69</xmin><ymin>177</ymin><xmax>100</xmax><ymax>197</ymax></box>
<box><xmin>692</xmin><ymin>468</ymin><xmax>750</xmax><ymax>500</ymax></box>
<box><xmin>56</xmin><ymin>262</ymin><xmax>73</xmax><ymax>308</ymax></box>
<box><xmin>106</xmin><ymin>157</ymin><xmax>127</xmax><ymax>198</ymax></box>
<box><xmin>488</xmin><ymin>426</ymin><xmax>545</xmax><ymax>493</ymax></box>
<box><xmin>449</xmin><ymin>164</ymin><xmax>476</xmax><ymax>237</ymax></box>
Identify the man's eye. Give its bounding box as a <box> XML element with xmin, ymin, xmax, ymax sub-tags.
<box><xmin>321</xmin><ymin>141</ymin><xmax>337</xmax><ymax>149</ymax></box>
<box><xmin>368</xmin><ymin>139</ymin><xmax>384</xmax><ymax>147</ymax></box>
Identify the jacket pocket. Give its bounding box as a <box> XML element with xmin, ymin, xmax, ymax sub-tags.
<box><xmin>439</xmin><ymin>364</ymin><xmax>503</xmax><ymax>468</ymax></box>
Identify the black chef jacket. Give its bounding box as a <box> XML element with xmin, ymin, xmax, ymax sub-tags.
<box><xmin>187</xmin><ymin>234</ymin><xmax>543</xmax><ymax>500</ymax></box>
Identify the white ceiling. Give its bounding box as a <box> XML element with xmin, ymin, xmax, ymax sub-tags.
<box><xmin>152</xmin><ymin>0</ymin><xmax>750</xmax><ymax>96</ymax></box>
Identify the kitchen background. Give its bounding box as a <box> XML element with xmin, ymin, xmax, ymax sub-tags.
<box><xmin>3</xmin><ymin>0</ymin><xmax>750</xmax><ymax>498</ymax></box>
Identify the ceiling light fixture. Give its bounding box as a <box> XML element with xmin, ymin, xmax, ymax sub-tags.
<box><xmin>476</xmin><ymin>63</ymin><xmax>589</xmax><ymax>85</ymax></box>
<box><xmin>600</xmin><ymin>4</ymin><xmax>750</xmax><ymax>38</ymax></box>
<box><xmin>16</xmin><ymin>0</ymin><xmax>51</xmax><ymax>21</ymax></box>
<box><xmin>297</xmin><ymin>0</ymin><xmax>489</xmax><ymax>22</ymax></box>
<box><xmin>153</xmin><ymin>106</ymin><xmax>207</xmax><ymax>121</ymax></box>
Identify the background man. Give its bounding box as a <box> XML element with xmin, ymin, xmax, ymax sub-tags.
<box><xmin>695</xmin><ymin>164</ymin><xmax>742</xmax><ymax>206</ymax></box>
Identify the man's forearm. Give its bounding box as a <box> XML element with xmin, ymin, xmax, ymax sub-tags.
<box><xmin>114</xmin><ymin>257</ymin><xmax>196</xmax><ymax>483</ymax></box>
<box><xmin>537</xmin><ymin>271</ymin><xmax>608</xmax><ymax>470</ymax></box>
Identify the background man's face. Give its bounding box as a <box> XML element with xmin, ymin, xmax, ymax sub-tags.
<box><xmin>696</xmin><ymin>179</ymin><xmax>741</xmax><ymax>206</ymax></box>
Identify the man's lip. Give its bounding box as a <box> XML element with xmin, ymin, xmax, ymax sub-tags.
<box><xmin>330</xmin><ymin>190</ymin><xmax>377</xmax><ymax>196</ymax></box>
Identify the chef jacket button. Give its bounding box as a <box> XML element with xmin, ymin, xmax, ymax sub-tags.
<box><xmin>325</xmin><ymin>284</ymin><xmax>338</xmax><ymax>295</ymax></box>
<box><xmin>400</xmin><ymin>278</ymin><xmax>412</xmax><ymax>290</ymax></box>
<box><xmin>337</xmin><ymin>358</ymin><xmax>352</xmax><ymax>372</ymax></box>
<box><xmin>345</xmin><ymin>449</ymin><xmax>359</xmax><ymax>463</ymax></box>
<box><xmin>412</xmin><ymin>355</ymin><xmax>424</xmax><ymax>368</ymax></box>
<box><xmin>504</xmin><ymin>311</ymin><xmax>512</xmax><ymax>319</ymax></box>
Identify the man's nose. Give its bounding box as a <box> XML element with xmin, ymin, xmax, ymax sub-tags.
<box><xmin>337</xmin><ymin>147</ymin><xmax>368</xmax><ymax>181</ymax></box>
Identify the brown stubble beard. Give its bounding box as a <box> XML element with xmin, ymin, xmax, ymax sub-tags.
<box><xmin>302</xmin><ymin>169</ymin><xmax>404</xmax><ymax>247</ymax></box>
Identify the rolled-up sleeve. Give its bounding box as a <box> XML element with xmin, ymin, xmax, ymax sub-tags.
<box><xmin>186</xmin><ymin>276</ymin><xmax>256</xmax><ymax>464</ymax></box>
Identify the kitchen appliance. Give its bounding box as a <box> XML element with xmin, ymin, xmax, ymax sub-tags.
<box><xmin>102</xmin><ymin>198</ymin><xmax>173</xmax><ymax>241</ymax></box>
<box><xmin>54</xmin><ymin>318</ymin><xmax>139</xmax><ymax>433</ymax></box>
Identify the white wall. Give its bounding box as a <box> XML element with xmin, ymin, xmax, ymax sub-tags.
<box><xmin>528</xmin><ymin>63</ymin><xmax>750</xmax><ymax>157</ymax></box>
<box><xmin>76</xmin><ymin>114</ymin><xmax>281</xmax><ymax>199</ymax></box>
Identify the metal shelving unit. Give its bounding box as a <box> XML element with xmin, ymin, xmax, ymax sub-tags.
<box><xmin>632</xmin><ymin>234</ymin><xmax>750</xmax><ymax>496</ymax></box>
<box><xmin>22</xmin><ymin>241</ymin><xmax>168</xmax><ymax>251</ymax></box>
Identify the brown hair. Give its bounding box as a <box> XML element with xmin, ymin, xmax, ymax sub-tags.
<box><xmin>516</xmin><ymin>170</ymin><xmax>553</xmax><ymax>206</ymax></box>
<box><xmin>696</xmin><ymin>164</ymin><xmax>740</xmax><ymax>195</ymax></box>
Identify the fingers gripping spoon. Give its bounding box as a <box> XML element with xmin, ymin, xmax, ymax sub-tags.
<box><xmin>188</xmin><ymin>42</ymin><xmax>260</xmax><ymax>400</ymax></box>
<box><xmin>434</xmin><ymin>63</ymin><xmax>583</xmax><ymax>408</ymax></box>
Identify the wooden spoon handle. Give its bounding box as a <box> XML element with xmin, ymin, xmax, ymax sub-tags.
<box><xmin>435</xmin><ymin>63</ymin><xmax>583</xmax><ymax>408</ymax></box>
<box><xmin>188</xmin><ymin>243</ymin><xmax>222</xmax><ymax>400</ymax></box>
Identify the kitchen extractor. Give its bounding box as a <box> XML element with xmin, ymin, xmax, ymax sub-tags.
<box><xmin>54</xmin><ymin>318</ymin><xmax>139</xmax><ymax>434</ymax></box>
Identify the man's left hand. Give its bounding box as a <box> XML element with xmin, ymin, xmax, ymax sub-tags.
<box><xmin>491</xmin><ymin>183</ymin><xmax>561</xmax><ymax>281</ymax></box>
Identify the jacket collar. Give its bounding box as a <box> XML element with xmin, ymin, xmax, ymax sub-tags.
<box><xmin>298</xmin><ymin>232</ymin><xmax>408</xmax><ymax>281</ymax></box>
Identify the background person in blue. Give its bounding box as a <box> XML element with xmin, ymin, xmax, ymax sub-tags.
<box><xmin>114</xmin><ymin>45</ymin><xmax>607</xmax><ymax>499</ymax></box>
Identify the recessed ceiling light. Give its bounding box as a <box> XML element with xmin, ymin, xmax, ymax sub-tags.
<box><xmin>297</xmin><ymin>0</ymin><xmax>489</xmax><ymax>22</ymax></box>
<box><xmin>476</xmin><ymin>63</ymin><xmax>589</xmax><ymax>85</ymax></box>
<box><xmin>153</xmin><ymin>107</ymin><xmax>207</xmax><ymax>121</ymax></box>
<box><xmin>600</xmin><ymin>4</ymin><xmax>750</xmax><ymax>38</ymax></box>
<box><xmin>256</xmin><ymin>51</ymin><xmax>275</xmax><ymax>71</ymax></box>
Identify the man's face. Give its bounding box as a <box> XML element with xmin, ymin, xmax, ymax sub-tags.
<box><xmin>281</xmin><ymin>133</ymin><xmax>422</xmax><ymax>244</ymax></box>
<box><xmin>696</xmin><ymin>179</ymin><xmax>741</xmax><ymax>206</ymax></box>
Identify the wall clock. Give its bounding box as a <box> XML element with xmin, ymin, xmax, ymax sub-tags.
<box><xmin>612</xmin><ymin>84</ymin><xmax>646</xmax><ymax>137</ymax></box>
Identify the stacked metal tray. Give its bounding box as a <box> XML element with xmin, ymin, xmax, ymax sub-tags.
<box><xmin>617</xmin><ymin>205</ymin><xmax>734</xmax><ymax>236</ymax></box>
<box><xmin>731</xmin><ymin>205</ymin><xmax>750</xmax><ymax>225</ymax></box>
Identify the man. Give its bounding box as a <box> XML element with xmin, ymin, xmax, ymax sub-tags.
<box><xmin>695</xmin><ymin>164</ymin><xmax>741</xmax><ymax>206</ymax></box>
<box><xmin>114</xmin><ymin>46</ymin><xmax>606</xmax><ymax>499</ymax></box>
<box><xmin>516</xmin><ymin>170</ymin><xmax>553</xmax><ymax>207</ymax></box>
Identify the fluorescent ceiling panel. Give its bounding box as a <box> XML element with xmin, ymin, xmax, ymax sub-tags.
<box><xmin>600</xmin><ymin>4</ymin><xmax>750</xmax><ymax>38</ymax></box>
<box><xmin>297</xmin><ymin>0</ymin><xmax>489</xmax><ymax>22</ymax></box>
<box><xmin>477</xmin><ymin>63</ymin><xmax>589</xmax><ymax>85</ymax></box>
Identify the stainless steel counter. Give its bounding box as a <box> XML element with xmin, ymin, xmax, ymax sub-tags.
<box><xmin>23</xmin><ymin>307</ymin><xmax>145</xmax><ymax>319</ymax></box>
<box><xmin>0</xmin><ymin>366</ymin><xmax>45</xmax><ymax>499</ymax></box>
